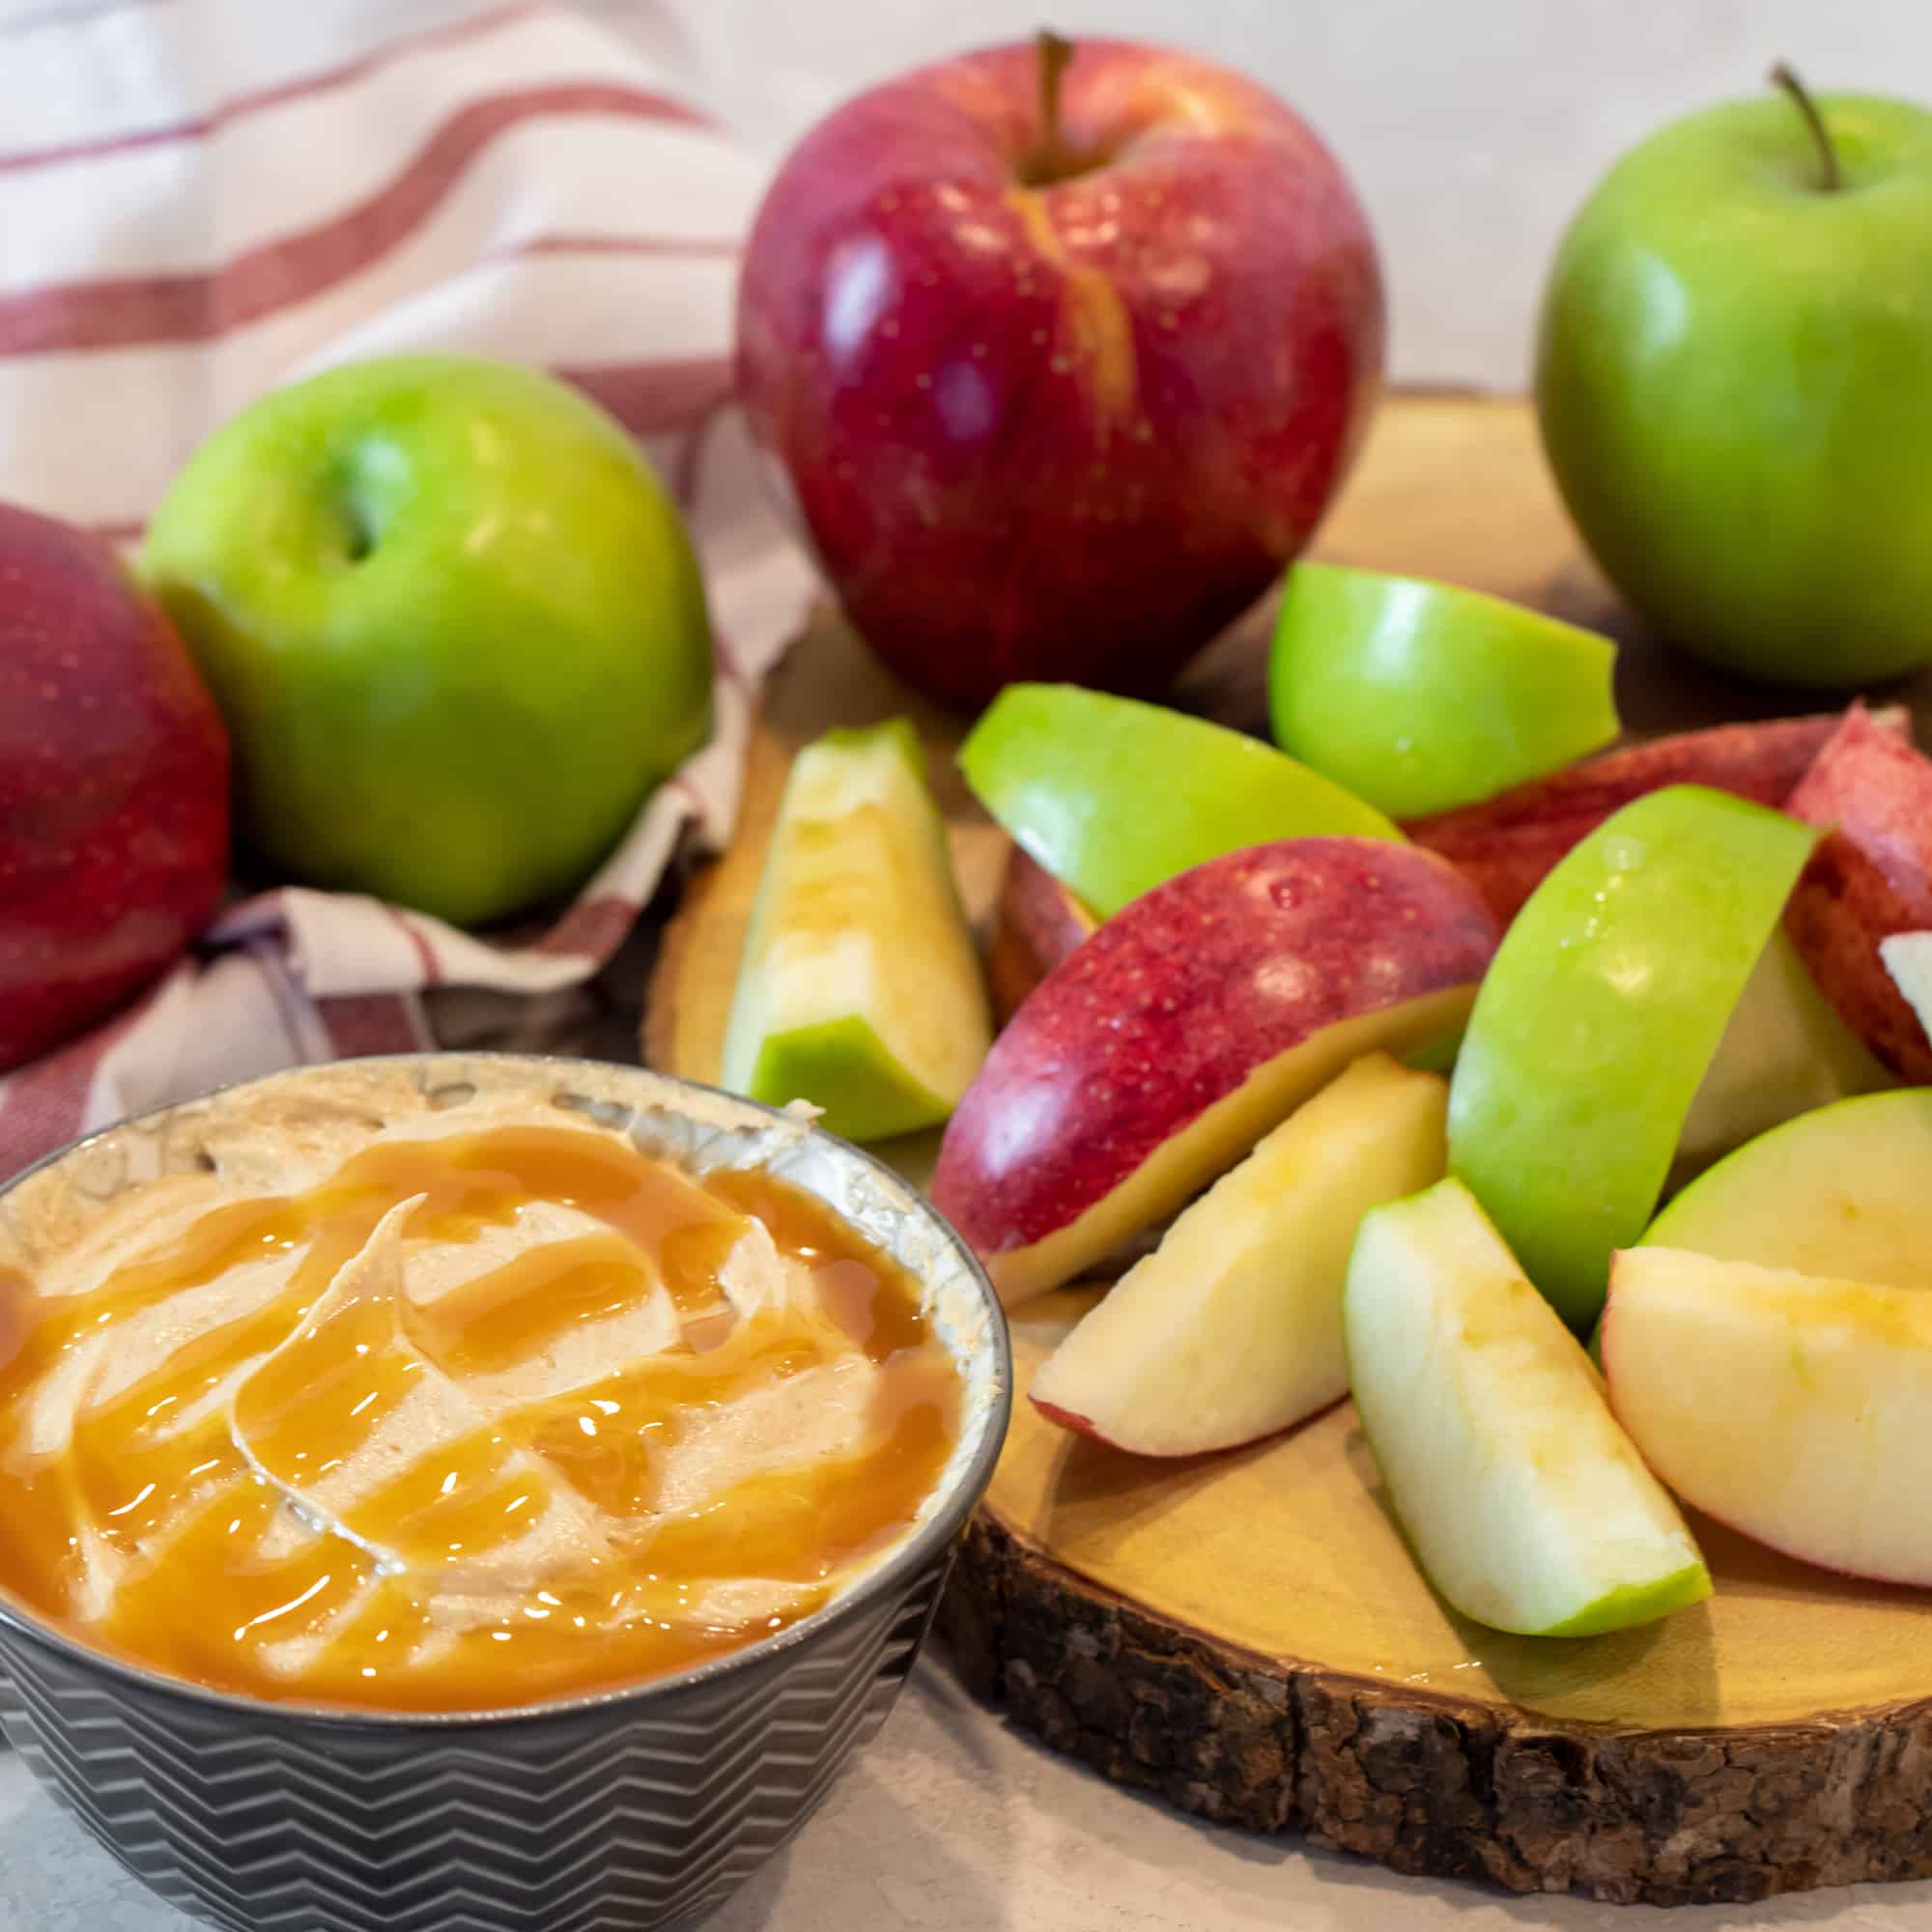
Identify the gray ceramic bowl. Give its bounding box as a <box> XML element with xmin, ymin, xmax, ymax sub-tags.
<box><xmin>0</xmin><ymin>1055</ymin><xmax>1011</xmax><ymax>1932</ymax></box>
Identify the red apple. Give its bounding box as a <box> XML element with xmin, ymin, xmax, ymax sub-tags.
<box><xmin>1783</xmin><ymin>703</ymin><xmax>1932</xmax><ymax>1082</ymax></box>
<box><xmin>0</xmin><ymin>503</ymin><xmax>229</xmax><ymax>1070</ymax></box>
<box><xmin>737</xmin><ymin>33</ymin><xmax>1383</xmax><ymax>709</ymax></box>
<box><xmin>930</xmin><ymin>838</ymin><xmax>1497</xmax><ymax>1305</ymax></box>
<box><xmin>986</xmin><ymin>842</ymin><xmax>1098</xmax><ymax>1021</ymax></box>
<box><xmin>1406</xmin><ymin>709</ymin><xmax>1903</xmax><ymax>927</ymax></box>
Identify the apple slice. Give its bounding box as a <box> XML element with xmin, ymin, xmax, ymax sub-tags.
<box><xmin>1784</xmin><ymin>704</ymin><xmax>1932</xmax><ymax>1082</ymax></box>
<box><xmin>1031</xmin><ymin>1052</ymin><xmax>1447</xmax><ymax>1454</ymax></box>
<box><xmin>1645</xmin><ymin>1088</ymin><xmax>1932</xmax><ymax>1286</ymax></box>
<box><xmin>721</xmin><ymin>718</ymin><xmax>991</xmax><ymax>1142</ymax></box>
<box><xmin>958</xmin><ymin>682</ymin><xmax>1401</xmax><ymax>920</ymax></box>
<box><xmin>1268</xmin><ymin>562</ymin><xmax>1619</xmax><ymax>819</ymax></box>
<box><xmin>1881</xmin><ymin>930</ymin><xmax>1932</xmax><ymax>1043</ymax></box>
<box><xmin>1671</xmin><ymin>925</ymin><xmax>1893</xmax><ymax>1185</ymax></box>
<box><xmin>985</xmin><ymin>842</ymin><xmax>1099</xmax><ymax>1024</ymax></box>
<box><xmin>930</xmin><ymin>838</ymin><xmax>1497</xmax><ymax>1307</ymax></box>
<box><xmin>1605</xmin><ymin>1247</ymin><xmax>1932</xmax><ymax>1586</ymax></box>
<box><xmin>1344</xmin><ymin>1178</ymin><xmax>1710</xmax><ymax>1637</ymax></box>
<box><xmin>1447</xmin><ymin>784</ymin><xmax>1818</xmax><ymax>1331</ymax></box>
<box><xmin>1406</xmin><ymin>708</ymin><xmax>1903</xmax><ymax>927</ymax></box>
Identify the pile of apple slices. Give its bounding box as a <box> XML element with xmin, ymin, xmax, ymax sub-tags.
<box><xmin>719</xmin><ymin>565</ymin><xmax>1932</xmax><ymax>1636</ymax></box>
<box><xmin>939</xmin><ymin>662</ymin><xmax>1932</xmax><ymax>1638</ymax></box>
<box><xmin>961</xmin><ymin>770</ymin><xmax>1932</xmax><ymax>1633</ymax></box>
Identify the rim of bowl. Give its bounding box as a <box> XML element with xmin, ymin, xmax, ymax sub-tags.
<box><xmin>0</xmin><ymin>1051</ymin><xmax>1013</xmax><ymax>1735</ymax></box>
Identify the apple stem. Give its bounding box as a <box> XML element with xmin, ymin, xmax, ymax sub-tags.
<box><xmin>1769</xmin><ymin>62</ymin><xmax>1843</xmax><ymax>192</ymax></box>
<box><xmin>1033</xmin><ymin>29</ymin><xmax>1075</xmax><ymax>184</ymax></box>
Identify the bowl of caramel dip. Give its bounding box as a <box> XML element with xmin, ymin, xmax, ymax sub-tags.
<box><xmin>0</xmin><ymin>1054</ymin><xmax>1009</xmax><ymax>1932</ymax></box>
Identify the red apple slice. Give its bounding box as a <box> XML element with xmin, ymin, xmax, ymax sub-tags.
<box><xmin>985</xmin><ymin>843</ymin><xmax>1099</xmax><ymax>1024</ymax></box>
<box><xmin>1030</xmin><ymin>1051</ymin><xmax>1448</xmax><ymax>1453</ymax></box>
<box><xmin>1605</xmin><ymin>1245</ymin><xmax>1932</xmax><ymax>1587</ymax></box>
<box><xmin>930</xmin><ymin>838</ymin><xmax>1498</xmax><ymax>1307</ymax></box>
<box><xmin>1406</xmin><ymin>708</ymin><xmax>1905</xmax><ymax>927</ymax></box>
<box><xmin>1783</xmin><ymin>704</ymin><xmax>1932</xmax><ymax>1082</ymax></box>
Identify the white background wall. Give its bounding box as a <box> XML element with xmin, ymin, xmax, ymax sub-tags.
<box><xmin>605</xmin><ymin>0</ymin><xmax>1932</xmax><ymax>387</ymax></box>
<box><xmin>5</xmin><ymin>0</ymin><xmax>1927</xmax><ymax>389</ymax></box>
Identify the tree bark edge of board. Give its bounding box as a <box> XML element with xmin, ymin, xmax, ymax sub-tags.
<box><xmin>933</xmin><ymin>1508</ymin><xmax>1932</xmax><ymax>1907</ymax></box>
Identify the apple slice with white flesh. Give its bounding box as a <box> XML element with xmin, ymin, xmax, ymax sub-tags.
<box><xmin>1344</xmin><ymin>1178</ymin><xmax>1710</xmax><ymax>1637</ymax></box>
<box><xmin>931</xmin><ymin>838</ymin><xmax>1498</xmax><ymax>1307</ymax></box>
<box><xmin>1605</xmin><ymin>1247</ymin><xmax>1932</xmax><ymax>1586</ymax></box>
<box><xmin>721</xmin><ymin>718</ymin><xmax>991</xmax><ymax>1143</ymax></box>
<box><xmin>1031</xmin><ymin>1052</ymin><xmax>1447</xmax><ymax>1455</ymax></box>
<box><xmin>1671</xmin><ymin>924</ymin><xmax>1893</xmax><ymax>1185</ymax></box>
<box><xmin>1881</xmin><ymin>931</ymin><xmax>1932</xmax><ymax>1046</ymax></box>
<box><xmin>1645</xmin><ymin>1087</ymin><xmax>1932</xmax><ymax>1284</ymax></box>
<box><xmin>1447</xmin><ymin>784</ymin><xmax>1818</xmax><ymax>1332</ymax></box>
<box><xmin>958</xmin><ymin>681</ymin><xmax>1402</xmax><ymax>921</ymax></box>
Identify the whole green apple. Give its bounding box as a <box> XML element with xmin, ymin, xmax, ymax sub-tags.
<box><xmin>1537</xmin><ymin>71</ymin><xmax>1932</xmax><ymax>688</ymax></box>
<box><xmin>142</xmin><ymin>356</ymin><xmax>712</xmax><ymax>926</ymax></box>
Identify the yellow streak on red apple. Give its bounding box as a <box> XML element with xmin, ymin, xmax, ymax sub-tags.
<box><xmin>1004</xmin><ymin>187</ymin><xmax>1139</xmax><ymax>430</ymax></box>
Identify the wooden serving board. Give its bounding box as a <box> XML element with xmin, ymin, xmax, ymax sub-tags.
<box><xmin>643</xmin><ymin>394</ymin><xmax>1932</xmax><ymax>1907</ymax></box>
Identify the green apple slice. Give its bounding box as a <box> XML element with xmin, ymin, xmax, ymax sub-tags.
<box><xmin>1645</xmin><ymin>1088</ymin><xmax>1932</xmax><ymax>1283</ymax></box>
<box><xmin>1344</xmin><ymin>1177</ymin><xmax>1710</xmax><ymax>1637</ymax></box>
<box><xmin>958</xmin><ymin>682</ymin><xmax>1401</xmax><ymax>920</ymax></box>
<box><xmin>1029</xmin><ymin>1051</ymin><xmax>1448</xmax><ymax>1455</ymax></box>
<box><xmin>1447</xmin><ymin>784</ymin><xmax>1817</xmax><ymax>1330</ymax></box>
<box><xmin>721</xmin><ymin>719</ymin><xmax>990</xmax><ymax>1143</ymax></box>
<box><xmin>1268</xmin><ymin>562</ymin><xmax>1620</xmax><ymax>819</ymax></box>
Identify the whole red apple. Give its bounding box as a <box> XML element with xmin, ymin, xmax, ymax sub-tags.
<box><xmin>0</xmin><ymin>504</ymin><xmax>229</xmax><ymax>1070</ymax></box>
<box><xmin>738</xmin><ymin>33</ymin><xmax>1383</xmax><ymax>708</ymax></box>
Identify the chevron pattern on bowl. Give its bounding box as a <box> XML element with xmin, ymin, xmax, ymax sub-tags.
<box><xmin>0</xmin><ymin>1562</ymin><xmax>946</xmax><ymax>1932</ymax></box>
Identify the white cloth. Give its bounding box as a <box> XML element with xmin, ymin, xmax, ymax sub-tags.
<box><xmin>0</xmin><ymin>0</ymin><xmax>812</xmax><ymax>1174</ymax></box>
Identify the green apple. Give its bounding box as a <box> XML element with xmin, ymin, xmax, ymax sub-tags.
<box><xmin>1448</xmin><ymin>785</ymin><xmax>1817</xmax><ymax>1330</ymax></box>
<box><xmin>722</xmin><ymin>719</ymin><xmax>991</xmax><ymax>1144</ymax></box>
<box><xmin>958</xmin><ymin>682</ymin><xmax>1401</xmax><ymax>920</ymax></box>
<box><xmin>141</xmin><ymin>355</ymin><xmax>712</xmax><ymax>926</ymax></box>
<box><xmin>1267</xmin><ymin>563</ymin><xmax>1619</xmax><ymax>819</ymax></box>
<box><xmin>1644</xmin><ymin>1088</ymin><xmax>1932</xmax><ymax>1284</ymax></box>
<box><xmin>1344</xmin><ymin>1177</ymin><xmax>1710</xmax><ymax>1637</ymax></box>
<box><xmin>1538</xmin><ymin>71</ymin><xmax>1932</xmax><ymax>687</ymax></box>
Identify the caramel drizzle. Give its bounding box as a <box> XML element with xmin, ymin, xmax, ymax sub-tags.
<box><xmin>0</xmin><ymin>1127</ymin><xmax>957</xmax><ymax>1712</ymax></box>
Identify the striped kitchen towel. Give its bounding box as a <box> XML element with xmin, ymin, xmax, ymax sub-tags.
<box><xmin>0</xmin><ymin>0</ymin><xmax>814</xmax><ymax>1177</ymax></box>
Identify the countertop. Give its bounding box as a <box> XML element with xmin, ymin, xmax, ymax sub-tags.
<box><xmin>5</xmin><ymin>1656</ymin><xmax>1932</xmax><ymax>1931</ymax></box>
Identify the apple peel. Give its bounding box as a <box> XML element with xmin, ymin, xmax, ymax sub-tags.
<box><xmin>932</xmin><ymin>837</ymin><xmax>1497</xmax><ymax>1307</ymax></box>
<box><xmin>1406</xmin><ymin>707</ymin><xmax>1905</xmax><ymax>928</ymax></box>
<box><xmin>1784</xmin><ymin>704</ymin><xmax>1932</xmax><ymax>1083</ymax></box>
